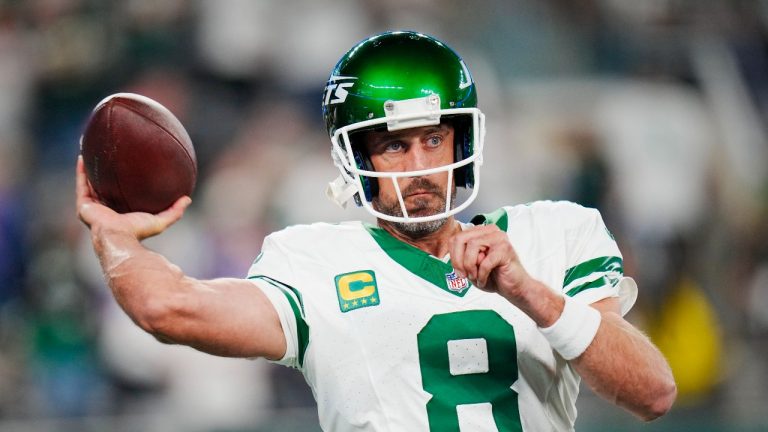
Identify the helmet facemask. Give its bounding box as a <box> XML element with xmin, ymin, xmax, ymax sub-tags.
<box><xmin>327</xmin><ymin>94</ymin><xmax>485</xmax><ymax>224</ymax></box>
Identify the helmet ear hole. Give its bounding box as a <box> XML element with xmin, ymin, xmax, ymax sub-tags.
<box><xmin>352</xmin><ymin>148</ymin><xmax>378</xmax><ymax>202</ymax></box>
<box><xmin>451</xmin><ymin>116</ymin><xmax>474</xmax><ymax>188</ymax></box>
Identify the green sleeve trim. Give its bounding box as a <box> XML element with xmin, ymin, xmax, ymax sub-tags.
<box><xmin>470</xmin><ymin>207</ymin><xmax>509</xmax><ymax>231</ymax></box>
<box><xmin>563</xmin><ymin>256</ymin><xmax>623</xmax><ymax>297</ymax></box>
<box><xmin>249</xmin><ymin>275</ymin><xmax>310</xmax><ymax>368</ymax></box>
<box><xmin>565</xmin><ymin>275</ymin><xmax>612</xmax><ymax>297</ymax></box>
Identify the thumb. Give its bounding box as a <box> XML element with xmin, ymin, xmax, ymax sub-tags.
<box><xmin>78</xmin><ymin>201</ymin><xmax>115</xmax><ymax>229</ymax></box>
<box><xmin>78</xmin><ymin>202</ymin><xmax>95</xmax><ymax>228</ymax></box>
<box><xmin>153</xmin><ymin>196</ymin><xmax>192</xmax><ymax>231</ymax></box>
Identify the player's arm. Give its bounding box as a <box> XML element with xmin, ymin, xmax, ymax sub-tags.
<box><xmin>76</xmin><ymin>156</ymin><xmax>286</xmax><ymax>359</ymax></box>
<box><xmin>570</xmin><ymin>296</ymin><xmax>676</xmax><ymax>421</ymax></box>
<box><xmin>502</xmin><ymin>273</ymin><xmax>676</xmax><ymax>421</ymax></box>
<box><xmin>450</xmin><ymin>224</ymin><xmax>676</xmax><ymax>421</ymax></box>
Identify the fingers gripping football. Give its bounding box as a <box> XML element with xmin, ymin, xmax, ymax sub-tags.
<box><xmin>76</xmin><ymin>156</ymin><xmax>191</xmax><ymax>241</ymax></box>
<box><xmin>450</xmin><ymin>225</ymin><xmax>528</xmax><ymax>293</ymax></box>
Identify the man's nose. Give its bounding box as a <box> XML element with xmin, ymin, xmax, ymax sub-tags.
<box><xmin>404</xmin><ymin>142</ymin><xmax>430</xmax><ymax>171</ymax></box>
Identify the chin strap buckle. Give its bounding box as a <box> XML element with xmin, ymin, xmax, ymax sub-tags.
<box><xmin>326</xmin><ymin>175</ymin><xmax>358</xmax><ymax>208</ymax></box>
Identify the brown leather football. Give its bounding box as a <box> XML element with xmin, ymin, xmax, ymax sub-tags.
<box><xmin>80</xmin><ymin>93</ymin><xmax>197</xmax><ymax>214</ymax></box>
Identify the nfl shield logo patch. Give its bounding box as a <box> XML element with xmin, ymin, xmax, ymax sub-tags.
<box><xmin>445</xmin><ymin>271</ymin><xmax>470</xmax><ymax>293</ymax></box>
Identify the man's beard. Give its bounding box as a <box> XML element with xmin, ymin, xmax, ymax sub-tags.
<box><xmin>372</xmin><ymin>177</ymin><xmax>456</xmax><ymax>239</ymax></box>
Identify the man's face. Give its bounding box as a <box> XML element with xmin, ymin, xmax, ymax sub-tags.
<box><xmin>362</xmin><ymin>123</ymin><xmax>456</xmax><ymax>237</ymax></box>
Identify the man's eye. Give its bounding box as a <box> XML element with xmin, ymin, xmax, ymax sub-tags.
<box><xmin>426</xmin><ymin>135</ymin><xmax>443</xmax><ymax>147</ymax></box>
<box><xmin>384</xmin><ymin>142</ymin><xmax>405</xmax><ymax>152</ymax></box>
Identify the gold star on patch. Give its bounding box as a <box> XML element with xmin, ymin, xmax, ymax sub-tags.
<box><xmin>352</xmin><ymin>300</ymin><xmax>359</xmax><ymax>307</ymax></box>
<box><xmin>371</xmin><ymin>297</ymin><xmax>378</xmax><ymax>303</ymax></box>
<box><xmin>361</xmin><ymin>298</ymin><xmax>368</xmax><ymax>305</ymax></box>
<box><xmin>343</xmin><ymin>303</ymin><xmax>349</xmax><ymax>310</ymax></box>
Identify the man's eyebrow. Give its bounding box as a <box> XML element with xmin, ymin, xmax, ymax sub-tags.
<box><xmin>380</xmin><ymin>125</ymin><xmax>448</xmax><ymax>141</ymax></box>
<box><xmin>421</xmin><ymin>125</ymin><xmax>447</xmax><ymax>135</ymax></box>
<box><xmin>365</xmin><ymin>124</ymin><xmax>451</xmax><ymax>148</ymax></box>
<box><xmin>367</xmin><ymin>132</ymin><xmax>405</xmax><ymax>146</ymax></box>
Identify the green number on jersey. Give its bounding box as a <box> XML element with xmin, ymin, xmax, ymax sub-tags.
<box><xmin>417</xmin><ymin>310</ymin><xmax>522</xmax><ymax>431</ymax></box>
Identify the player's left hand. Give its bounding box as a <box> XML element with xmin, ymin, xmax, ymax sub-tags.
<box><xmin>449</xmin><ymin>224</ymin><xmax>532</xmax><ymax>298</ymax></box>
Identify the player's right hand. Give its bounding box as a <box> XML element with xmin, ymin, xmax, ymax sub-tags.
<box><xmin>76</xmin><ymin>155</ymin><xmax>191</xmax><ymax>241</ymax></box>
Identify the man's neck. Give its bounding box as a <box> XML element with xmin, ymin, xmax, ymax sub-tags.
<box><xmin>377</xmin><ymin>217</ymin><xmax>462</xmax><ymax>258</ymax></box>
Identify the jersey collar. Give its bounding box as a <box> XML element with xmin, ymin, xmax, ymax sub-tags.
<box><xmin>363</xmin><ymin>208</ymin><xmax>508</xmax><ymax>297</ymax></box>
<box><xmin>364</xmin><ymin>223</ymin><xmax>470</xmax><ymax>297</ymax></box>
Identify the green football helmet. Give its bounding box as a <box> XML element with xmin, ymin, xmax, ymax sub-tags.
<box><xmin>323</xmin><ymin>31</ymin><xmax>485</xmax><ymax>223</ymax></box>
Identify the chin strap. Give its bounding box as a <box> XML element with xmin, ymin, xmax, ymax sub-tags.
<box><xmin>326</xmin><ymin>175</ymin><xmax>358</xmax><ymax>208</ymax></box>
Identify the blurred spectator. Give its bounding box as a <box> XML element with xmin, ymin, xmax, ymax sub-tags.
<box><xmin>594</xmin><ymin>81</ymin><xmax>715</xmax><ymax>242</ymax></box>
<box><xmin>0</xmin><ymin>1</ymin><xmax>32</xmax><ymax>309</ymax></box>
<box><xmin>0</xmin><ymin>151</ymin><xmax>26</xmax><ymax>308</ymax></box>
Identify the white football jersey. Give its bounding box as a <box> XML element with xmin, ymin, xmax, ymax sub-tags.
<box><xmin>247</xmin><ymin>201</ymin><xmax>637</xmax><ymax>432</ymax></box>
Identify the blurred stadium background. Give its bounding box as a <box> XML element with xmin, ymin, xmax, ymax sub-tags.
<box><xmin>1</xmin><ymin>0</ymin><xmax>767</xmax><ymax>431</ymax></box>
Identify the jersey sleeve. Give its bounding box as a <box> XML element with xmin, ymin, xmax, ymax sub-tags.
<box><xmin>560</xmin><ymin>202</ymin><xmax>637</xmax><ymax>315</ymax></box>
<box><xmin>246</xmin><ymin>234</ymin><xmax>309</xmax><ymax>369</ymax></box>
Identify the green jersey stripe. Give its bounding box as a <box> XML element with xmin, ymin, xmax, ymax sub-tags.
<box><xmin>249</xmin><ymin>275</ymin><xmax>310</xmax><ymax>367</ymax></box>
<box><xmin>565</xmin><ymin>275</ymin><xmax>614</xmax><ymax>297</ymax></box>
<box><xmin>253</xmin><ymin>275</ymin><xmax>307</xmax><ymax>316</ymax></box>
<box><xmin>563</xmin><ymin>256</ymin><xmax>622</xmax><ymax>289</ymax></box>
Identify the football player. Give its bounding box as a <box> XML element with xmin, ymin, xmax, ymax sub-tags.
<box><xmin>76</xmin><ymin>31</ymin><xmax>676</xmax><ymax>431</ymax></box>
